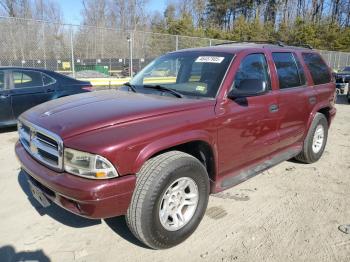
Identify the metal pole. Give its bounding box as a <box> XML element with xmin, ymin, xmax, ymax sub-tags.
<box><xmin>43</xmin><ymin>23</ymin><xmax>47</xmax><ymax>69</ymax></box>
<box><xmin>70</xmin><ymin>26</ymin><xmax>75</xmax><ymax>78</ymax></box>
<box><xmin>209</xmin><ymin>39</ymin><xmax>212</xmax><ymax>46</ymax></box>
<box><xmin>128</xmin><ymin>32</ymin><xmax>133</xmax><ymax>78</ymax></box>
<box><xmin>176</xmin><ymin>35</ymin><xmax>179</xmax><ymax>51</ymax></box>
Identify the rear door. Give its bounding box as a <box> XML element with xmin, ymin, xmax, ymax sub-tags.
<box><xmin>9</xmin><ymin>70</ymin><xmax>55</xmax><ymax>118</ymax></box>
<box><xmin>0</xmin><ymin>70</ymin><xmax>15</xmax><ymax>125</ymax></box>
<box><xmin>301</xmin><ymin>52</ymin><xmax>334</xmax><ymax>108</ymax></box>
<box><xmin>271</xmin><ymin>52</ymin><xmax>317</xmax><ymax>150</ymax></box>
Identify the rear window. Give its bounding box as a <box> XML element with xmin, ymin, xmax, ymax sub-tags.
<box><xmin>272</xmin><ymin>52</ymin><xmax>305</xmax><ymax>89</ymax></box>
<box><xmin>302</xmin><ymin>53</ymin><xmax>331</xmax><ymax>85</ymax></box>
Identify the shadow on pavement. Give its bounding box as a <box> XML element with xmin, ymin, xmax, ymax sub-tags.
<box><xmin>18</xmin><ymin>170</ymin><xmax>100</xmax><ymax>228</ymax></box>
<box><xmin>0</xmin><ymin>126</ymin><xmax>17</xmax><ymax>134</ymax></box>
<box><xmin>104</xmin><ymin>216</ymin><xmax>150</xmax><ymax>249</ymax></box>
<box><xmin>18</xmin><ymin>170</ymin><xmax>149</xmax><ymax>248</ymax></box>
<box><xmin>0</xmin><ymin>245</ymin><xmax>50</xmax><ymax>262</ymax></box>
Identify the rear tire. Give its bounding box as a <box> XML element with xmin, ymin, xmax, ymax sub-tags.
<box><xmin>126</xmin><ymin>151</ymin><xmax>209</xmax><ymax>249</ymax></box>
<box><xmin>295</xmin><ymin>113</ymin><xmax>328</xmax><ymax>164</ymax></box>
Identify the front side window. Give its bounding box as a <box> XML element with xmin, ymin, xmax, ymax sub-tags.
<box><xmin>233</xmin><ymin>53</ymin><xmax>270</xmax><ymax>90</ymax></box>
<box><xmin>13</xmin><ymin>71</ymin><xmax>44</xmax><ymax>89</ymax></box>
<box><xmin>130</xmin><ymin>51</ymin><xmax>234</xmax><ymax>98</ymax></box>
<box><xmin>272</xmin><ymin>52</ymin><xmax>304</xmax><ymax>89</ymax></box>
<box><xmin>302</xmin><ymin>53</ymin><xmax>331</xmax><ymax>85</ymax></box>
<box><xmin>0</xmin><ymin>71</ymin><xmax>4</xmax><ymax>90</ymax></box>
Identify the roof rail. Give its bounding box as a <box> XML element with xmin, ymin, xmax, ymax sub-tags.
<box><xmin>214</xmin><ymin>40</ymin><xmax>313</xmax><ymax>49</ymax></box>
<box><xmin>215</xmin><ymin>40</ymin><xmax>285</xmax><ymax>47</ymax></box>
<box><xmin>286</xmin><ymin>43</ymin><xmax>313</xmax><ymax>49</ymax></box>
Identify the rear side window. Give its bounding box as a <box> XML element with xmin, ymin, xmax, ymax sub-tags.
<box><xmin>42</xmin><ymin>73</ymin><xmax>56</xmax><ymax>85</ymax></box>
<box><xmin>0</xmin><ymin>71</ymin><xmax>4</xmax><ymax>90</ymax></box>
<box><xmin>272</xmin><ymin>52</ymin><xmax>304</xmax><ymax>89</ymax></box>
<box><xmin>302</xmin><ymin>53</ymin><xmax>331</xmax><ymax>85</ymax></box>
<box><xmin>13</xmin><ymin>71</ymin><xmax>44</xmax><ymax>88</ymax></box>
<box><xmin>233</xmin><ymin>53</ymin><xmax>271</xmax><ymax>90</ymax></box>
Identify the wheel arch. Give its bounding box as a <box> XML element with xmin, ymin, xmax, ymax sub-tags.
<box><xmin>317</xmin><ymin>107</ymin><xmax>331</xmax><ymax>126</ymax></box>
<box><xmin>133</xmin><ymin>133</ymin><xmax>217</xmax><ymax>192</ymax></box>
<box><xmin>307</xmin><ymin>105</ymin><xmax>332</xmax><ymax>133</ymax></box>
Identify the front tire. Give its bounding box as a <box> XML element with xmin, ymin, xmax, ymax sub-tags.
<box><xmin>295</xmin><ymin>113</ymin><xmax>328</xmax><ymax>163</ymax></box>
<box><xmin>126</xmin><ymin>151</ymin><xmax>209</xmax><ymax>249</ymax></box>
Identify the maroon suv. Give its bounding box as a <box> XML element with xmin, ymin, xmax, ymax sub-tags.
<box><xmin>15</xmin><ymin>43</ymin><xmax>336</xmax><ymax>249</ymax></box>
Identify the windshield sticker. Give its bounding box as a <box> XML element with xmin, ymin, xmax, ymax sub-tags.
<box><xmin>195</xmin><ymin>56</ymin><xmax>225</xmax><ymax>63</ymax></box>
<box><xmin>196</xmin><ymin>85</ymin><xmax>207</xmax><ymax>93</ymax></box>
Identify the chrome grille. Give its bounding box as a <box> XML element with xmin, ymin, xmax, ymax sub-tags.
<box><xmin>18</xmin><ymin>119</ymin><xmax>63</xmax><ymax>170</ymax></box>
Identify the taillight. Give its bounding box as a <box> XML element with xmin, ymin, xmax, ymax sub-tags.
<box><xmin>82</xmin><ymin>86</ymin><xmax>93</xmax><ymax>91</ymax></box>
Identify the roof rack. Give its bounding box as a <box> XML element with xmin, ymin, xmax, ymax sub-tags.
<box><xmin>286</xmin><ymin>43</ymin><xmax>313</xmax><ymax>49</ymax></box>
<box><xmin>214</xmin><ymin>40</ymin><xmax>313</xmax><ymax>49</ymax></box>
<box><xmin>215</xmin><ymin>40</ymin><xmax>284</xmax><ymax>47</ymax></box>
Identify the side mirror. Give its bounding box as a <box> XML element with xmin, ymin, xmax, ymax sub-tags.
<box><xmin>228</xmin><ymin>79</ymin><xmax>268</xmax><ymax>99</ymax></box>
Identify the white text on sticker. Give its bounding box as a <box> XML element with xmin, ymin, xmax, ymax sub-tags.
<box><xmin>195</xmin><ymin>56</ymin><xmax>225</xmax><ymax>63</ymax></box>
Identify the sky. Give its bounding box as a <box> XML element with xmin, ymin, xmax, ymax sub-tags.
<box><xmin>59</xmin><ymin>0</ymin><xmax>167</xmax><ymax>25</ymax></box>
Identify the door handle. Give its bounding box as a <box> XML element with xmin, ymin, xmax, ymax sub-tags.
<box><xmin>269</xmin><ymin>104</ymin><xmax>279</xmax><ymax>113</ymax></box>
<box><xmin>0</xmin><ymin>94</ymin><xmax>9</xmax><ymax>99</ymax></box>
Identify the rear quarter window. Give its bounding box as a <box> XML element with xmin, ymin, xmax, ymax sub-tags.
<box><xmin>302</xmin><ymin>53</ymin><xmax>331</xmax><ymax>85</ymax></box>
<box><xmin>42</xmin><ymin>73</ymin><xmax>56</xmax><ymax>85</ymax></box>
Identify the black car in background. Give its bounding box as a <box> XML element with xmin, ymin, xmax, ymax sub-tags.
<box><xmin>0</xmin><ymin>67</ymin><xmax>92</xmax><ymax>127</ymax></box>
<box><xmin>335</xmin><ymin>66</ymin><xmax>350</xmax><ymax>95</ymax></box>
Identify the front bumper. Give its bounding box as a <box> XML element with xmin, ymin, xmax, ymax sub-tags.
<box><xmin>15</xmin><ymin>142</ymin><xmax>136</xmax><ymax>219</ymax></box>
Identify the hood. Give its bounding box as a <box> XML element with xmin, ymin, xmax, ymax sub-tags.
<box><xmin>21</xmin><ymin>90</ymin><xmax>214</xmax><ymax>139</ymax></box>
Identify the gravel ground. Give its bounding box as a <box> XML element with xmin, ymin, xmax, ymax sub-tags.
<box><xmin>0</xmin><ymin>95</ymin><xmax>349</xmax><ymax>262</ymax></box>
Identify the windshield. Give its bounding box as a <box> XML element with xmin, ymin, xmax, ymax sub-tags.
<box><xmin>341</xmin><ymin>66</ymin><xmax>350</xmax><ymax>72</ymax></box>
<box><xmin>130</xmin><ymin>51</ymin><xmax>234</xmax><ymax>98</ymax></box>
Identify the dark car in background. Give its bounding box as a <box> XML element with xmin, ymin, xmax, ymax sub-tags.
<box><xmin>335</xmin><ymin>66</ymin><xmax>350</xmax><ymax>95</ymax></box>
<box><xmin>0</xmin><ymin>67</ymin><xmax>92</xmax><ymax>127</ymax></box>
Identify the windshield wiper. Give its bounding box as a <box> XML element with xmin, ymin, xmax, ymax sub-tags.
<box><xmin>143</xmin><ymin>85</ymin><xmax>184</xmax><ymax>98</ymax></box>
<box><xmin>123</xmin><ymin>82</ymin><xmax>137</xmax><ymax>93</ymax></box>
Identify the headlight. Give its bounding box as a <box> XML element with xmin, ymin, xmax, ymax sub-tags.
<box><xmin>64</xmin><ymin>148</ymin><xmax>118</xmax><ymax>179</ymax></box>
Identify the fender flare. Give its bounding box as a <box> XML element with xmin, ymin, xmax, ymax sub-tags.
<box><xmin>132</xmin><ymin>129</ymin><xmax>217</xmax><ymax>175</ymax></box>
<box><xmin>306</xmin><ymin>102</ymin><xmax>331</xmax><ymax>136</ymax></box>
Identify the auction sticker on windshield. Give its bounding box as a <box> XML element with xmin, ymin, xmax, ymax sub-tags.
<box><xmin>195</xmin><ymin>56</ymin><xmax>225</xmax><ymax>63</ymax></box>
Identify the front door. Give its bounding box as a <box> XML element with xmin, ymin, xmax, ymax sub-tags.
<box><xmin>0</xmin><ymin>70</ymin><xmax>15</xmax><ymax>126</ymax></box>
<box><xmin>10</xmin><ymin>70</ymin><xmax>54</xmax><ymax>118</ymax></box>
<box><xmin>217</xmin><ymin>53</ymin><xmax>280</xmax><ymax>178</ymax></box>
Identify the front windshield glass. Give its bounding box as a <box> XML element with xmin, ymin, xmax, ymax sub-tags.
<box><xmin>130</xmin><ymin>51</ymin><xmax>234</xmax><ymax>98</ymax></box>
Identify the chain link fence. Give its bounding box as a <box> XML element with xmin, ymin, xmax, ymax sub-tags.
<box><xmin>0</xmin><ymin>16</ymin><xmax>349</xmax><ymax>78</ymax></box>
